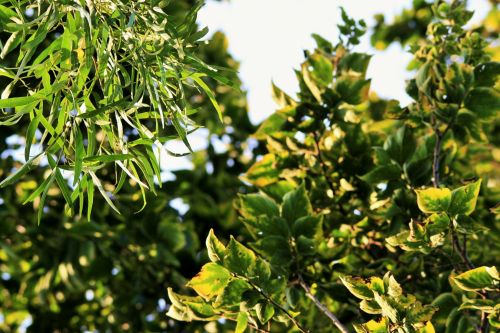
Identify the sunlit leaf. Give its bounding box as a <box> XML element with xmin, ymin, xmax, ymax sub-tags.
<box><xmin>448</xmin><ymin>179</ymin><xmax>481</xmax><ymax>216</ymax></box>
<box><xmin>187</xmin><ymin>263</ymin><xmax>231</xmax><ymax>300</ymax></box>
<box><xmin>453</xmin><ymin>266</ymin><xmax>500</xmax><ymax>291</ymax></box>
<box><xmin>415</xmin><ymin>188</ymin><xmax>451</xmax><ymax>214</ymax></box>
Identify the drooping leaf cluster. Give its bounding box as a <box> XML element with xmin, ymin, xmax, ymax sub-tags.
<box><xmin>0</xmin><ymin>0</ymin><xmax>230</xmax><ymax>222</ymax></box>
<box><xmin>0</xmin><ymin>0</ymin><xmax>258</xmax><ymax>331</ymax></box>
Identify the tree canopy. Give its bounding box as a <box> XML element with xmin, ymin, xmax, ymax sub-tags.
<box><xmin>0</xmin><ymin>0</ymin><xmax>499</xmax><ymax>332</ymax></box>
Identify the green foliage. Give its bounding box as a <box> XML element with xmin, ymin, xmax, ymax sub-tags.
<box><xmin>169</xmin><ymin>1</ymin><xmax>499</xmax><ymax>332</ymax></box>
<box><xmin>388</xmin><ymin>180</ymin><xmax>483</xmax><ymax>254</ymax></box>
<box><xmin>169</xmin><ymin>186</ymin><xmax>322</xmax><ymax>331</ymax></box>
<box><xmin>341</xmin><ymin>273</ymin><xmax>437</xmax><ymax>333</ymax></box>
<box><xmin>168</xmin><ymin>231</ymin><xmax>284</xmax><ymax>330</ymax></box>
<box><xmin>0</xmin><ymin>0</ymin><xmax>228</xmax><ymax>221</ymax></box>
<box><xmin>453</xmin><ymin>266</ymin><xmax>500</xmax><ymax>330</ymax></box>
<box><xmin>1</xmin><ymin>0</ymin><xmax>499</xmax><ymax>332</ymax></box>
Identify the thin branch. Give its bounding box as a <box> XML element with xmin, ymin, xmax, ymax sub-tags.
<box><xmin>431</xmin><ymin>118</ymin><xmax>476</xmax><ymax>270</ymax></box>
<box><xmin>479</xmin><ymin>300</ymin><xmax>490</xmax><ymax>333</ymax></box>
<box><xmin>246</xmin><ymin>280</ymin><xmax>309</xmax><ymax>333</ymax></box>
<box><xmin>462</xmin><ymin>234</ymin><xmax>471</xmax><ymax>268</ymax></box>
<box><xmin>451</xmin><ymin>227</ymin><xmax>475</xmax><ymax>270</ymax></box>
<box><xmin>298</xmin><ymin>277</ymin><xmax>350</xmax><ymax>333</ymax></box>
<box><xmin>431</xmin><ymin>115</ymin><xmax>453</xmax><ymax>188</ymax></box>
<box><xmin>450</xmin><ymin>228</ymin><xmax>492</xmax><ymax>333</ymax></box>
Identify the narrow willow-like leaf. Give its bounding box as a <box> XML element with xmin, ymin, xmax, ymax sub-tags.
<box><xmin>191</xmin><ymin>74</ymin><xmax>223</xmax><ymax>122</ymax></box>
<box><xmin>23</xmin><ymin>171</ymin><xmax>56</xmax><ymax>205</ymax></box>
<box><xmin>0</xmin><ymin>95</ymin><xmax>44</xmax><ymax>108</ymax></box>
<box><xmin>171</xmin><ymin>112</ymin><xmax>193</xmax><ymax>152</ymax></box>
<box><xmin>89</xmin><ymin>171</ymin><xmax>120</xmax><ymax>215</ymax></box>
<box><xmin>0</xmin><ymin>1</ymin><xmax>228</xmax><ymax>219</ymax></box>
<box><xmin>116</xmin><ymin>160</ymin><xmax>149</xmax><ymax>190</ymax></box>
<box><xmin>37</xmin><ymin>173</ymin><xmax>54</xmax><ymax>226</ymax></box>
<box><xmin>74</xmin><ymin>126</ymin><xmax>85</xmax><ymax>185</ymax></box>
<box><xmin>87</xmin><ymin>175</ymin><xmax>94</xmax><ymax>221</ymax></box>
<box><xmin>0</xmin><ymin>153</ymin><xmax>43</xmax><ymax>188</ymax></box>
<box><xmin>47</xmin><ymin>155</ymin><xmax>73</xmax><ymax>212</ymax></box>
<box><xmin>25</xmin><ymin>111</ymin><xmax>41</xmax><ymax>162</ymax></box>
<box><xmin>78</xmin><ymin>175</ymin><xmax>86</xmax><ymax>217</ymax></box>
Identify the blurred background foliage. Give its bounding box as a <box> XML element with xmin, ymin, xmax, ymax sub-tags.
<box><xmin>0</xmin><ymin>0</ymin><xmax>498</xmax><ymax>332</ymax></box>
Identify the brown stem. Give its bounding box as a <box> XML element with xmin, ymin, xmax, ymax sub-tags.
<box><xmin>431</xmin><ymin>116</ymin><xmax>453</xmax><ymax>188</ymax></box>
<box><xmin>479</xmin><ymin>303</ymin><xmax>490</xmax><ymax>333</ymax></box>
<box><xmin>451</xmin><ymin>227</ymin><xmax>475</xmax><ymax>270</ymax></box>
<box><xmin>298</xmin><ymin>277</ymin><xmax>350</xmax><ymax>333</ymax></box>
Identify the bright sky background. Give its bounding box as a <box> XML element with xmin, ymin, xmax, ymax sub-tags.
<box><xmin>198</xmin><ymin>0</ymin><xmax>491</xmax><ymax>124</ymax></box>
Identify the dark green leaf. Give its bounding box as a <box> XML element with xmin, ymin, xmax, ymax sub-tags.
<box><xmin>464</xmin><ymin>87</ymin><xmax>500</xmax><ymax>118</ymax></box>
<box><xmin>281</xmin><ymin>184</ymin><xmax>312</xmax><ymax>223</ymax></box>
<box><xmin>359</xmin><ymin>164</ymin><xmax>401</xmax><ymax>184</ymax></box>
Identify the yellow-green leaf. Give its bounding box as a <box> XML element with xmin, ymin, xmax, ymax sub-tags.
<box><xmin>453</xmin><ymin>266</ymin><xmax>499</xmax><ymax>292</ymax></box>
<box><xmin>365</xmin><ymin>317</ymin><xmax>389</xmax><ymax>332</ymax></box>
<box><xmin>238</xmin><ymin>193</ymin><xmax>279</xmax><ymax>223</ymax></box>
<box><xmin>373</xmin><ymin>292</ymin><xmax>398</xmax><ymax>323</ymax></box>
<box><xmin>340</xmin><ymin>276</ymin><xmax>373</xmax><ymax>300</ymax></box>
<box><xmin>187</xmin><ymin>263</ymin><xmax>231</xmax><ymax>300</ymax></box>
<box><xmin>0</xmin><ymin>95</ymin><xmax>44</xmax><ymax>108</ymax></box>
<box><xmin>448</xmin><ymin>179</ymin><xmax>481</xmax><ymax>216</ymax></box>
<box><xmin>418</xmin><ymin>321</ymin><xmax>436</xmax><ymax>333</ymax></box>
<box><xmin>224</xmin><ymin>237</ymin><xmax>257</xmax><ymax>276</ymax></box>
<box><xmin>353</xmin><ymin>317</ymin><xmax>389</xmax><ymax>333</ymax></box>
<box><xmin>241</xmin><ymin>154</ymin><xmax>280</xmax><ymax>187</ymax></box>
<box><xmin>206</xmin><ymin>229</ymin><xmax>226</xmax><ymax>264</ymax></box>
<box><xmin>235</xmin><ymin>312</ymin><xmax>248</xmax><ymax>333</ymax></box>
<box><xmin>415</xmin><ymin>188</ymin><xmax>451</xmax><ymax>214</ymax></box>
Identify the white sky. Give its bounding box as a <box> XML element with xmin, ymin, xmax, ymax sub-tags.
<box><xmin>198</xmin><ymin>0</ymin><xmax>491</xmax><ymax>124</ymax></box>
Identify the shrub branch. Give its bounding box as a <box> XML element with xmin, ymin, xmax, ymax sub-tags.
<box><xmin>298</xmin><ymin>277</ymin><xmax>350</xmax><ymax>333</ymax></box>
